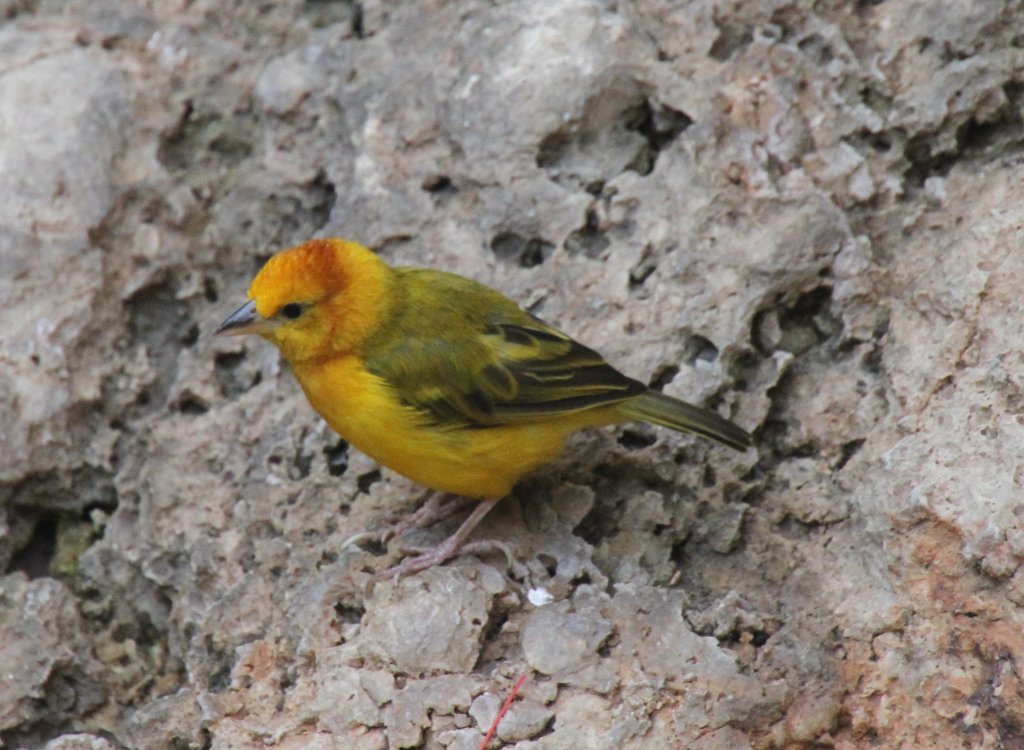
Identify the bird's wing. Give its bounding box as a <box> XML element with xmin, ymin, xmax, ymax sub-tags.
<box><xmin>364</xmin><ymin>316</ymin><xmax>646</xmax><ymax>429</ymax></box>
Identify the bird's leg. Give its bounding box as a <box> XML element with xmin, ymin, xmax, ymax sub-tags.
<box><xmin>342</xmin><ymin>492</ymin><xmax>470</xmax><ymax>549</ymax></box>
<box><xmin>379</xmin><ymin>498</ymin><xmax>504</xmax><ymax>580</ymax></box>
<box><xmin>400</xmin><ymin>492</ymin><xmax>472</xmax><ymax>535</ymax></box>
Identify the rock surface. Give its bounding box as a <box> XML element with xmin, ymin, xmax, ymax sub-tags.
<box><xmin>1</xmin><ymin>1</ymin><xmax>1023</xmax><ymax>748</ymax></box>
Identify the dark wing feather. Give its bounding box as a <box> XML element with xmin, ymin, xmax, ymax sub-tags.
<box><xmin>365</xmin><ymin>313</ymin><xmax>645</xmax><ymax>430</ymax></box>
<box><xmin>478</xmin><ymin>323</ymin><xmax>646</xmax><ymax>417</ymax></box>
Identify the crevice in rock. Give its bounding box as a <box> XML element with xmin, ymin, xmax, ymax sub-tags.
<box><xmin>323</xmin><ymin>439</ymin><xmax>349</xmax><ymax>477</ymax></box>
<box><xmin>905</xmin><ymin>82</ymin><xmax>1024</xmax><ymax>188</ymax></box>
<box><xmin>618</xmin><ymin>429</ymin><xmax>657</xmax><ymax>451</ymax></box>
<box><xmin>709</xmin><ymin>21</ymin><xmax>753</xmax><ymax>61</ymax></box>
<box><xmin>628</xmin><ymin>254</ymin><xmax>657</xmax><ymax>290</ymax></box>
<box><xmin>357</xmin><ymin>469</ymin><xmax>382</xmax><ymax>494</ymax></box>
<box><xmin>537</xmin><ymin>82</ymin><xmax>691</xmax><ymax>191</ymax></box>
<box><xmin>157</xmin><ymin>105</ymin><xmax>256</xmax><ymax>174</ymax></box>
<box><xmin>564</xmin><ymin>208</ymin><xmax>611</xmax><ymax>259</ymax></box>
<box><xmin>305</xmin><ymin>0</ymin><xmax>364</xmax><ymax>34</ymax></box>
<box><xmin>625</xmin><ymin>99</ymin><xmax>692</xmax><ymax>175</ymax></box>
<box><xmin>9</xmin><ymin>513</ymin><xmax>57</xmax><ymax>579</ymax></box>
<box><xmin>125</xmin><ymin>280</ymin><xmax>192</xmax><ymax>412</ymax></box>
<box><xmin>683</xmin><ymin>334</ymin><xmax>720</xmax><ymax>365</ymax></box>
<box><xmin>648</xmin><ymin>364</ymin><xmax>680</xmax><ymax>392</ymax></box>
<box><xmin>7</xmin><ymin>467</ymin><xmax>118</xmax><ymax>515</ymax></box>
<box><xmin>752</xmin><ymin>286</ymin><xmax>838</xmax><ymax>357</ymax></box>
<box><xmin>491</xmin><ymin>232</ymin><xmax>554</xmax><ymax>268</ymax></box>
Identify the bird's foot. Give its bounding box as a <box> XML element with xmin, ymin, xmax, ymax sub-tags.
<box><xmin>374</xmin><ymin>498</ymin><xmax>509</xmax><ymax>581</ymax></box>
<box><xmin>382</xmin><ymin>539</ymin><xmax>518</xmax><ymax>580</ymax></box>
<box><xmin>342</xmin><ymin>492</ymin><xmax>471</xmax><ymax>550</ymax></box>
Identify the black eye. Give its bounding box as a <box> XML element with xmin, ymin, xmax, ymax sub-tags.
<box><xmin>280</xmin><ymin>303</ymin><xmax>304</xmax><ymax>320</ymax></box>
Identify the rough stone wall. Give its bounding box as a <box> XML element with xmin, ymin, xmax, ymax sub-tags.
<box><xmin>1</xmin><ymin>1</ymin><xmax>1023</xmax><ymax>748</ymax></box>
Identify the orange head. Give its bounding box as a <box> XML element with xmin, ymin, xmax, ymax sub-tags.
<box><xmin>216</xmin><ymin>238</ymin><xmax>396</xmax><ymax>363</ymax></box>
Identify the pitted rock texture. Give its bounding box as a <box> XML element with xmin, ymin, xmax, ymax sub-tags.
<box><xmin>2</xmin><ymin>1</ymin><xmax>1024</xmax><ymax>748</ymax></box>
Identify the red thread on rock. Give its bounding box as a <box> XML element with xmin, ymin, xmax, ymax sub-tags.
<box><xmin>477</xmin><ymin>672</ymin><xmax>529</xmax><ymax>750</ymax></box>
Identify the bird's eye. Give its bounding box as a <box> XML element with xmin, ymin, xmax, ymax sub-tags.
<box><xmin>280</xmin><ymin>303</ymin><xmax>304</xmax><ymax>320</ymax></box>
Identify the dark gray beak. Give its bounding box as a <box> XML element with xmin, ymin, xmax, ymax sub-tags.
<box><xmin>215</xmin><ymin>299</ymin><xmax>266</xmax><ymax>336</ymax></box>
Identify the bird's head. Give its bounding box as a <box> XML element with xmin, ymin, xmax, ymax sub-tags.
<box><xmin>216</xmin><ymin>238</ymin><xmax>395</xmax><ymax>363</ymax></box>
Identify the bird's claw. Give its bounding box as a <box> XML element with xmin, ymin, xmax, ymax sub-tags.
<box><xmin>342</xmin><ymin>492</ymin><xmax>468</xmax><ymax>551</ymax></box>
<box><xmin>381</xmin><ymin>538</ymin><xmax>519</xmax><ymax>581</ymax></box>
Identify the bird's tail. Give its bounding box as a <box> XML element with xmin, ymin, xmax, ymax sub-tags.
<box><xmin>620</xmin><ymin>391</ymin><xmax>752</xmax><ymax>451</ymax></box>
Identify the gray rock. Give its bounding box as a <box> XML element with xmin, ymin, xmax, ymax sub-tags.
<box><xmin>0</xmin><ymin>576</ymin><xmax>105</xmax><ymax>733</ymax></box>
<box><xmin>2</xmin><ymin>1</ymin><xmax>1024</xmax><ymax>747</ymax></box>
<box><xmin>312</xmin><ymin>656</ymin><xmax>394</xmax><ymax>732</ymax></box>
<box><xmin>469</xmin><ymin>691</ymin><xmax>554</xmax><ymax>742</ymax></box>
<box><xmin>383</xmin><ymin>674</ymin><xmax>476</xmax><ymax>748</ymax></box>
<box><xmin>43</xmin><ymin>735</ymin><xmax>120</xmax><ymax>750</ymax></box>
<box><xmin>358</xmin><ymin>565</ymin><xmax>503</xmax><ymax>675</ymax></box>
<box><xmin>521</xmin><ymin>600</ymin><xmax>612</xmax><ymax>676</ymax></box>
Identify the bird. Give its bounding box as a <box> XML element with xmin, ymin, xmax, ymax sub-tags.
<box><xmin>216</xmin><ymin>238</ymin><xmax>752</xmax><ymax>577</ymax></box>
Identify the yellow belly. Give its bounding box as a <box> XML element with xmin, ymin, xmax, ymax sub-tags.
<box><xmin>291</xmin><ymin>355</ymin><xmax>585</xmax><ymax>498</ymax></box>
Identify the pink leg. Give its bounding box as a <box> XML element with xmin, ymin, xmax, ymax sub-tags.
<box><xmin>379</xmin><ymin>498</ymin><xmax>505</xmax><ymax>580</ymax></box>
<box><xmin>342</xmin><ymin>492</ymin><xmax>470</xmax><ymax>549</ymax></box>
<box><xmin>398</xmin><ymin>493</ymin><xmax>472</xmax><ymax>537</ymax></box>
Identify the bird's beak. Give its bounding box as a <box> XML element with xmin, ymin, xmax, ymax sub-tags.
<box><xmin>215</xmin><ymin>299</ymin><xmax>271</xmax><ymax>336</ymax></box>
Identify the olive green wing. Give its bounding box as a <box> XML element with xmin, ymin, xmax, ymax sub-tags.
<box><xmin>364</xmin><ymin>310</ymin><xmax>645</xmax><ymax>430</ymax></box>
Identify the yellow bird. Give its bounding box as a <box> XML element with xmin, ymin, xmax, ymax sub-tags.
<box><xmin>216</xmin><ymin>238</ymin><xmax>751</xmax><ymax>576</ymax></box>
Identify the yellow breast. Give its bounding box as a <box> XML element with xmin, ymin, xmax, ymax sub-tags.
<box><xmin>291</xmin><ymin>355</ymin><xmax>577</xmax><ymax>498</ymax></box>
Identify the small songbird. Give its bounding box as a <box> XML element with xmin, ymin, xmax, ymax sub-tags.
<box><xmin>216</xmin><ymin>238</ymin><xmax>751</xmax><ymax>577</ymax></box>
